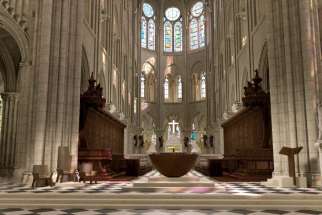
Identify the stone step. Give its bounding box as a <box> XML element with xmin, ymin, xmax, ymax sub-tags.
<box><xmin>0</xmin><ymin>193</ymin><xmax>321</xmax><ymax>209</ymax></box>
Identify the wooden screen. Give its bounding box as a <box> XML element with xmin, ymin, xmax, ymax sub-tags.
<box><xmin>78</xmin><ymin>74</ymin><xmax>126</xmax><ymax>175</ymax></box>
<box><xmin>81</xmin><ymin>108</ymin><xmax>125</xmax><ymax>156</ymax></box>
<box><xmin>220</xmin><ymin>71</ymin><xmax>273</xmax><ymax>176</ymax></box>
<box><xmin>222</xmin><ymin>107</ymin><xmax>272</xmax><ymax>159</ymax></box>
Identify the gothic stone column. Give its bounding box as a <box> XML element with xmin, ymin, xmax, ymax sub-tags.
<box><xmin>264</xmin><ymin>0</ymin><xmax>321</xmax><ymax>187</ymax></box>
<box><xmin>0</xmin><ymin>93</ymin><xmax>19</xmax><ymax>176</ymax></box>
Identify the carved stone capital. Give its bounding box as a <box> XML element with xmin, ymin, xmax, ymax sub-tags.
<box><xmin>0</xmin><ymin>92</ymin><xmax>19</xmax><ymax>101</ymax></box>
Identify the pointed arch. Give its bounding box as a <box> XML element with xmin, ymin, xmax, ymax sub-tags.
<box><xmin>0</xmin><ymin>40</ymin><xmax>18</xmax><ymax>92</ymax></box>
<box><xmin>0</xmin><ymin>14</ymin><xmax>29</xmax><ymax>63</ymax></box>
<box><xmin>189</xmin><ymin>1</ymin><xmax>206</xmax><ymax>50</ymax></box>
<box><xmin>141</xmin><ymin>3</ymin><xmax>155</xmax><ymax>50</ymax></box>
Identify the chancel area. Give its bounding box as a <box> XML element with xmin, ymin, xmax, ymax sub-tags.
<box><xmin>1</xmin><ymin>0</ymin><xmax>322</xmax><ymax>213</ymax></box>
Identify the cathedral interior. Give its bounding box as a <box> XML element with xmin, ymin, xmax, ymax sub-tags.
<box><xmin>0</xmin><ymin>0</ymin><xmax>322</xmax><ymax>214</ymax></box>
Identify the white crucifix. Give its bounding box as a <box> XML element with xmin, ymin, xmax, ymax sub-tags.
<box><xmin>169</xmin><ymin>120</ymin><xmax>180</xmax><ymax>135</ymax></box>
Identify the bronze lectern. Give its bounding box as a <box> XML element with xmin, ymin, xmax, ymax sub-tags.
<box><xmin>279</xmin><ymin>146</ymin><xmax>303</xmax><ymax>185</ymax></box>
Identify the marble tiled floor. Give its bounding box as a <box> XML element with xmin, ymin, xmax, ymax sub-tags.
<box><xmin>1</xmin><ymin>171</ymin><xmax>322</xmax><ymax>214</ymax></box>
<box><xmin>1</xmin><ymin>171</ymin><xmax>321</xmax><ymax>195</ymax></box>
<box><xmin>0</xmin><ymin>208</ymin><xmax>321</xmax><ymax>215</ymax></box>
<box><xmin>0</xmin><ymin>180</ymin><xmax>321</xmax><ymax>195</ymax></box>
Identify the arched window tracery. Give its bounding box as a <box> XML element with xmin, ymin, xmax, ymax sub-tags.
<box><xmin>191</xmin><ymin>72</ymin><xmax>207</xmax><ymax>101</ymax></box>
<box><xmin>141</xmin><ymin>3</ymin><xmax>155</xmax><ymax>50</ymax></box>
<box><xmin>164</xmin><ymin>7</ymin><xmax>183</xmax><ymax>53</ymax></box>
<box><xmin>189</xmin><ymin>1</ymin><xmax>206</xmax><ymax>50</ymax></box>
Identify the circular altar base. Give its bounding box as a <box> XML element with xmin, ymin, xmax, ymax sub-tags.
<box><xmin>148</xmin><ymin>153</ymin><xmax>199</xmax><ymax>177</ymax></box>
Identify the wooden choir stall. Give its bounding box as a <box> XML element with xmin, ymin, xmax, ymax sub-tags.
<box><xmin>212</xmin><ymin>71</ymin><xmax>273</xmax><ymax>179</ymax></box>
<box><xmin>78</xmin><ymin>74</ymin><xmax>126</xmax><ymax>182</ymax></box>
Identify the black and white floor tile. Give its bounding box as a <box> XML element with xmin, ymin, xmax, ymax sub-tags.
<box><xmin>1</xmin><ymin>171</ymin><xmax>322</xmax><ymax>214</ymax></box>
<box><xmin>0</xmin><ymin>181</ymin><xmax>321</xmax><ymax>195</ymax></box>
<box><xmin>0</xmin><ymin>208</ymin><xmax>321</xmax><ymax>215</ymax></box>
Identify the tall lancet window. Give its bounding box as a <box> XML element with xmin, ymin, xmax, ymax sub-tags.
<box><xmin>141</xmin><ymin>17</ymin><xmax>147</xmax><ymax>48</ymax></box>
<box><xmin>140</xmin><ymin>74</ymin><xmax>145</xmax><ymax>98</ymax></box>
<box><xmin>189</xmin><ymin>1</ymin><xmax>206</xmax><ymax>50</ymax></box>
<box><xmin>148</xmin><ymin>19</ymin><xmax>155</xmax><ymax>50</ymax></box>
<box><xmin>201</xmin><ymin>73</ymin><xmax>206</xmax><ymax>99</ymax></box>
<box><xmin>164</xmin><ymin>7</ymin><xmax>183</xmax><ymax>52</ymax></box>
<box><xmin>177</xmin><ymin>76</ymin><xmax>182</xmax><ymax>99</ymax></box>
<box><xmin>141</xmin><ymin>3</ymin><xmax>155</xmax><ymax>50</ymax></box>
<box><xmin>164</xmin><ymin>77</ymin><xmax>169</xmax><ymax>99</ymax></box>
<box><xmin>174</xmin><ymin>22</ymin><xmax>183</xmax><ymax>52</ymax></box>
<box><xmin>164</xmin><ymin>21</ymin><xmax>173</xmax><ymax>52</ymax></box>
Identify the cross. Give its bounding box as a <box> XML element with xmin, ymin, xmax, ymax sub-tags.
<box><xmin>169</xmin><ymin>120</ymin><xmax>179</xmax><ymax>134</ymax></box>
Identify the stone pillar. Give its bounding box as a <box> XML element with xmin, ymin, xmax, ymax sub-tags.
<box><xmin>264</xmin><ymin>0</ymin><xmax>321</xmax><ymax>187</ymax></box>
<box><xmin>0</xmin><ymin>93</ymin><xmax>19</xmax><ymax>176</ymax></box>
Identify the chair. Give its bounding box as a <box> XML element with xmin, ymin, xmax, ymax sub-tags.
<box><xmin>31</xmin><ymin>165</ymin><xmax>55</xmax><ymax>188</ymax></box>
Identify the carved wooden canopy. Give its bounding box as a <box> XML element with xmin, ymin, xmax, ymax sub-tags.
<box><xmin>242</xmin><ymin>70</ymin><xmax>269</xmax><ymax>107</ymax></box>
<box><xmin>79</xmin><ymin>73</ymin><xmax>106</xmax><ymax>130</ymax></box>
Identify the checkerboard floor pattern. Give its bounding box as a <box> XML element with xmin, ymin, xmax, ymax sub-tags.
<box><xmin>0</xmin><ymin>208</ymin><xmax>321</xmax><ymax>215</ymax></box>
<box><xmin>1</xmin><ymin>173</ymin><xmax>322</xmax><ymax>215</ymax></box>
<box><xmin>0</xmin><ymin>181</ymin><xmax>322</xmax><ymax>195</ymax></box>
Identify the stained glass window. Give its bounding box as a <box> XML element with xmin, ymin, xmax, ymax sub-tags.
<box><xmin>201</xmin><ymin>73</ymin><xmax>206</xmax><ymax>98</ymax></box>
<box><xmin>165</xmin><ymin>7</ymin><xmax>180</xmax><ymax>21</ymax></box>
<box><xmin>143</xmin><ymin>3</ymin><xmax>154</xmax><ymax>17</ymax></box>
<box><xmin>191</xmin><ymin>1</ymin><xmax>204</xmax><ymax>17</ymax></box>
<box><xmin>199</xmin><ymin>15</ymin><xmax>205</xmax><ymax>47</ymax></box>
<box><xmin>141</xmin><ymin>3</ymin><xmax>155</xmax><ymax>50</ymax></box>
<box><xmin>189</xmin><ymin>1</ymin><xmax>206</xmax><ymax>50</ymax></box>
<box><xmin>177</xmin><ymin>77</ymin><xmax>182</xmax><ymax>99</ymax></box>
<box><xmin>164</xmin><ymin>7</ymin><xmax>182</xmax><ymax>53</ymax></box>
<box><xmin>148</xmin><ymin>19</ymin><xmax>155</xmax><ymax>50</ymax></box>
<box><xmin>174</xmin><ymin>21</ymin><xmax>183</xmax><ymax>52</ymax></box>
<box><xmin>141</xmin><ymin>74</ymin><xmax>145</xmax><ymax>98</ymax></box>
<box><xmin>190</xmin><ymin>18</ymin><xmax>198</xmax><ymax>50</ymax></box>
<box><xmin>141</xmin><ymin>17</ymin><xmax>147</xmax><ymax>48</ymax></box>
<box><xmin>164</xmin><ymin>78</ymin><xmax>169</xmax><ymax>99</ymax></box>
<box><xmin>164</xmin><ymin>21</ymin><xmax>173</xmax><ymax>52</ymax></box>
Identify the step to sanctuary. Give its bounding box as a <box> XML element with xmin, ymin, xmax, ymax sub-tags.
<box><xmin>1</xmin><ymin>170</ymin><xmax>322</xmax><ymax>210</ymax></box>
<box><xmin>132</xmin><ymin>170</ymin><xmax>215</xmax><ymax>188</ymax></box>
<box><xmin>0</xmin><ymin>192</ymin><xmax>322</xmax><ymax>210</ymax></box>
